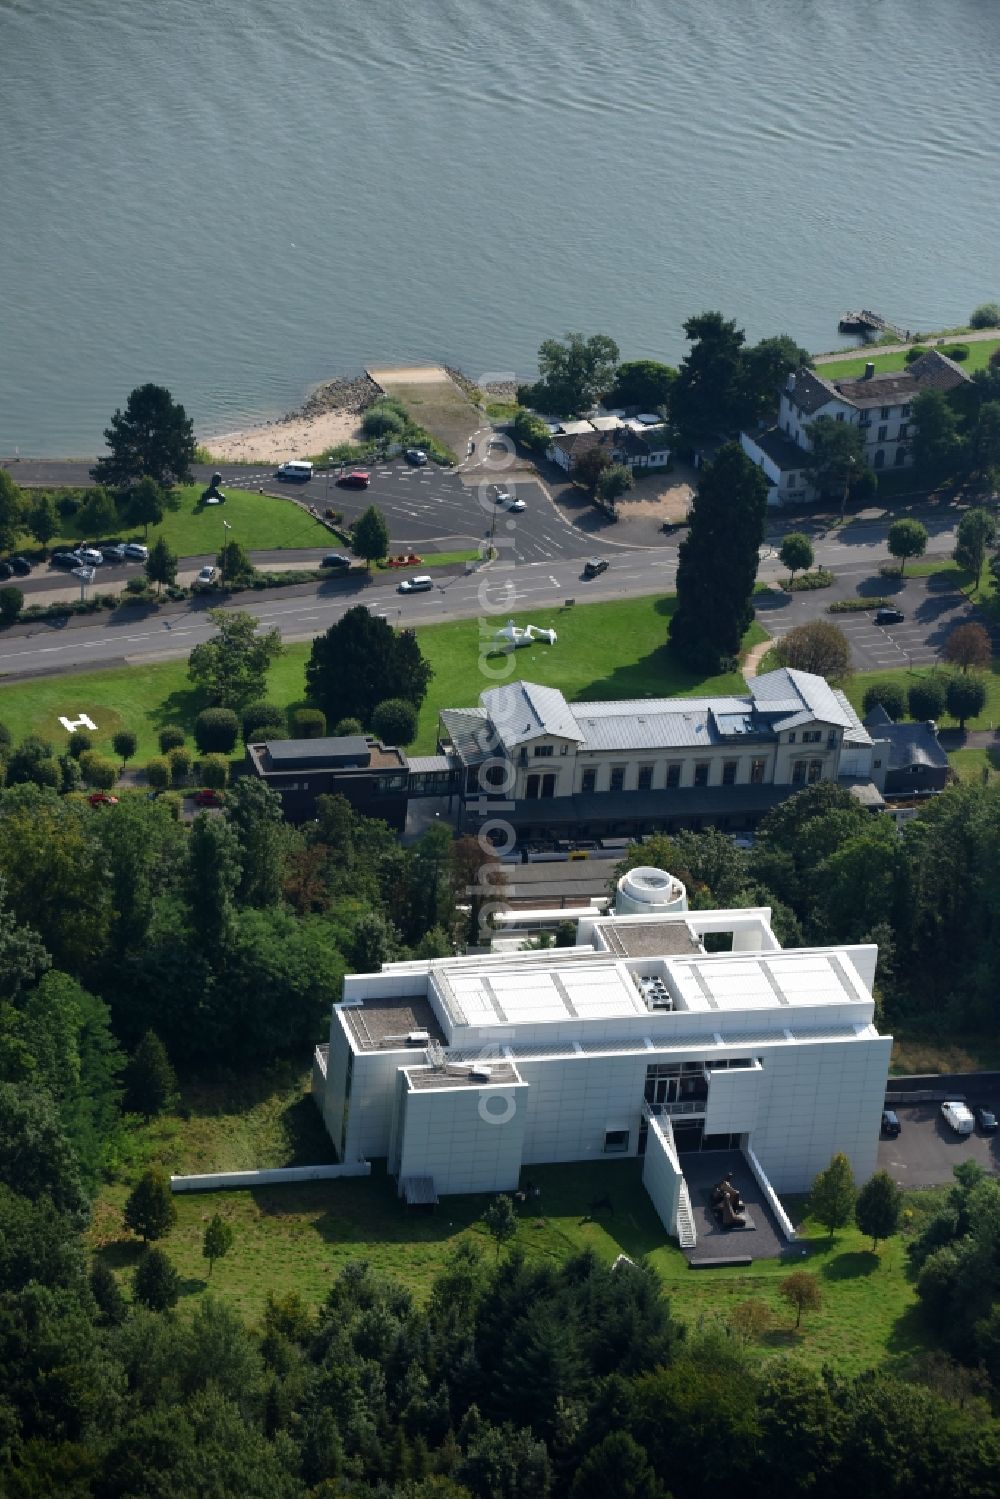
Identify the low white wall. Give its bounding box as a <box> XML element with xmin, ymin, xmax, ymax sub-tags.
<box><xmin>642</xmin><ymin>1114</ymin><xmax>683</xmax><ymax>1237</ymax></box>
<box><xmin>745</xmin><ymin>1145</ymin><xmax>796</xmax><ymax>1241</ymax></box>
<box><xmin>171</xmin><ymin>1162</ymin><xmax>371</xmax><ymax>1192</ymax></box>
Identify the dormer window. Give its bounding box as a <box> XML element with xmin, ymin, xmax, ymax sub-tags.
<box><xmin>533</xmin><ymin>744</ymin><xmax>554</xmax><ymax>757</ymax></box>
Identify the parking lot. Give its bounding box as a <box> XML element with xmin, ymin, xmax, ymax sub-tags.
<box><xmin>878</xmin><ymin>1098</ymin><xmax>1000</xmax><ymax>1188</ymax></box>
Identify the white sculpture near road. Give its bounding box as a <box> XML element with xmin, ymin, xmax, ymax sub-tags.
<box><xmin>494</xmin><ymin>619</ymin><xmax>557</xmax><ymax>649</ymax></box>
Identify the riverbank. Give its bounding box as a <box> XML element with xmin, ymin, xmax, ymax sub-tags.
<box><xmin>201</xmin><ymin>372</ymin><xmax>379</xmax><ymax>464</ymax></box>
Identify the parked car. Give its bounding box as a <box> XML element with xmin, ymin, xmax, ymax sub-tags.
<box><xmin>77</xmin><ymin>547</ymin><xmax>103</xmax><ymax>566</ymax></box>
<box><xmin>88</xmin><ymin>792</ymin><xmax>119</xmax><ymax>807</ymax></box>
<box><xmin>508</xmin><ymin>497</ymin><xmax>526</xmax><ymax>512</ymax></box>
<box><xmin>941</xmin><ymin>1100</ymin><xmax>974</xmax><ymax>1135</ymax></box>
<box><xmin>51</xmin><ymin>551</ymin><xmax>83</xmax><ymax>570</ymax></box>
<box><xmin>194</xmin><ymin>788</ymin><xmax>224</xmax><ymax>807</ymax></box>
<box><xmin>8</xmin><ymin>556</ymin><xmax>32</xmax><ymax>576</ymax></box>
<box><xmin>974</xmin><ymin>1104</ymin><xmax>998</xmax><ymax>1132</ymax></box>
<box><xmin>0</xmin><ymin>562</ymin><xmax>13</xmax><ymax>580</ymax></box>
<box><xmin>123</xmin><ymin>543</ymin><xmax>149</xmax><ymax>560</ymax></box>
<box><xmin>493</xmin><ymin>486</ymin><xmax>512</xmax><ymax>504</ymax></box>
<box><xmin>405</xmin><ymin>448</ymin><xmax>428</xmax><ymax>466</ymax></box>
<box><xmin>276</xmin><ymin>460</ymin><xmax>313</xmax><ymax>482</ymax></box>
<box><xmin>875</xmin><ymin>607</ymin><xmax>905</xmax><ymax>625</ymax></box>
<box><xmin>399</xmin><ymin>574</ymin><xmax>433</xmax><ymax>593</ymax></box>
<box><xmin>881</xmin><ymin>1108</ymin><xmax>901</xmax><ymax>1138</ymax></box>
<box><xmin>583</xmin><ymin>557</ymin><xmax>609</xmax><ymax>578</ymax></box>
<box><xmin>195</xmin><ymin>565</ymin><xmax>217</xmax><ymax>586</ymax></box>
<box><xmin>320</xmin><ymin>553</ymin><xmax>351</xmax><ymax>569</ymax></box>
<box><xmin>101</xmin><ymin>544</ymin><xmax>127</xmax><ymax>562</ymax></box>
<box><xmin>337</xmin><ymin>470</ymin><xmax>371</xmax><ymax>488</ymax></box>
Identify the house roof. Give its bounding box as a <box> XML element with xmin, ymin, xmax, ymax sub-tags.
<box><xmin>481</xmin><ymin>682</ymin><xmax>585</xmax><ymax>749</ymax></box>
<box><xmin>439</xmin><ymin>707</ymin><xmax>490</xmax><ymax>765</ymax></box>
<box><xmin>548</xmin><ymin>430</ymin><xmax>607</xmax><ymax>459</ymax></box>
<box><xmin>862</xmin><ymin>710</ymin><xmax>949</xmax><ymax>773</ymax></box>
<box><xmin>747</xmin><ymin>668</ymin><xmax>860</xmax><ymax>733</ymax></box>
<box><xmin>573</xmin><ymin>697</ymin><xmax>752</xmax><ymax>751</ymax></box>
<box><xmin>744</xmin><ymin>425</ymin><xmax>807</xmax><ymax>473</ymax></box>
<box><xmin>833</xmin><ymin>350</ymin><xmax>970</xmax><ymax>409</ymax></box>
<box><xmin>833</xmin><ymin>689</ymin><xmax>873</xmax><ymax>746</ymax></box>
<box><xmin>787</xmin><ymin>368</ymin><xmax>841</xmax><ymax>415</ymax></box>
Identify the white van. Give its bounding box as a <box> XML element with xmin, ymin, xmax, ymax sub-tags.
<box><xmin>399</xmin><ymin>574</ymin><xmax>433</xmax><ymax>593</ymax></box>
<box><xmin>276</xmin><ymin>460</ymin><xmax>314</xmax><ymax>482</ymax></box>
<box><xmin>941</xmin><ymin>1101</ymin><xmax>974</xmax><ymax>1135</ymax></box>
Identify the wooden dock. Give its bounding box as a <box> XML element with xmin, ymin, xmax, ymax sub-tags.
<box><xmin>838</xmin><ymin>309</ymin><xmax>907</xmax><ymax>339</ymax></box>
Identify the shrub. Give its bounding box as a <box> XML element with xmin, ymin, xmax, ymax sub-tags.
<box><xmin>167</xmin><ymin>745</ymin><xmax>192</xmax><ymax>786</ymax></box>
<box><xmin>67</xmin><ymin>730</ymin><xmax>94</xmax><ymax>760</ymax></box>
<box><xmin>908</xmin><ymin>678</ymin><xmax>947</xmax><ymax>721</ymax></box>
<box><xmin>829</xmin><ymin>597</ymin><xmax>890</xmax><ymax>613</ymax></box>
<box><xmin>290</xmin><ymin>707</ymin><xmax>326</xmax><ymax>739</ymax></box>
<box><xmin>362</xmin><ymin>406</ymin><xmax>404</xmax><ymax>439</ymax></box>
<box><xmin>242</xmin><ymin>702</ymin><xmax>285</xmax><ymax>741</ymax></box>
<box><xmin>200</xmin><ymin>753</ymin><xmax>230</xmax><ymax>790</ymax></box>
<box><xmin>371</xmin><ymin>697</ymin><xmax>418</xmax><ymax>745</ymax></box>
<box><xmin>55</xmin><ymin>491</ymin><xmax>80</xmax><ymax>518</ymax></box>
<box><xmin>969</xmin><ymin>303</ymin><xmax>1000</xmax><ymax>329</ymax></box>
<box><xmin>904</xmin><ymin>344</ymin><xmax>929</xmax><ymax>365</ymax></box>
<box><xmin>59</xmin><ymin>755</ymin><xmax>82</xmax><ymax>792</ymax></box>
<box><xmin>0</xmin><ymin>586</ymin><xmax>23</xmax><ymax>624</ymax></box>
<box><xmin>125</xmin><ymin>577</ymin><xmax>148</xmax><ymax>595</ymax></box>
<box><xmin>79</xmin><ymin>752</ymin><xmax>118</xmax><ymax>790</ymax></box>
<box><xmin>862</xmin><ymin>681</ymin><xmax>907</xmax><ymax>721</ymax></box>
<box><xmin>146</xmin><ymin>756</ymin><xmax>170</xmax><ymax>790</ymax></box>
<box><xmin>944</xmin><ymin>345</ymin><xmax>970</xmax><ymax>362</ymax></box>
<box><xmin>112</xmin><ymin>729</ymin><xmax>138</xmax><ymax>767</ymax></box>
<box><xmin>158</xmin><ymin>725</ymin><xmax>186</xmax><ymax>754</ymax></box>
<box><xmin>133</xmin><ymin>1247</ymin><xmax>180</xmax><ymax>1310</ymax></box>
<box><xmin>333</xmin><ymin>717</ymin><xmax>364</xmax><ymax>736</ymax></box>
<box><xmin>783</xmin><ymin>569</ymin><xmax>835</xmax><ymax>592</ymax></box>
<box><xmin>194</xmin><ymin>706</ymin><xmax>239</xmax><ymax>754</ymax></box>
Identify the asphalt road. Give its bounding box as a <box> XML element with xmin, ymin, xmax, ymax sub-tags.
<box><xmin>878</xmin><ymin>1096</ymin><xmax>1000</xmax><ymax>1188</ymax></box>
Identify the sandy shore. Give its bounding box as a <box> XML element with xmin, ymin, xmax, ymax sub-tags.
<box><xmin>202</xmin><ymin>406</ymin><xmax>363</xmax><ymax>464</ymax></box>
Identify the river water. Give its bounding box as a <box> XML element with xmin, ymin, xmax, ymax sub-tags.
<box><xmin>2</xmin><ymin>0</ymin><xmax>999</xmax><ymax>455</ymax></box>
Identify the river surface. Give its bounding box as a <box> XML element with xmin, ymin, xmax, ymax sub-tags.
<box><xmin>2</xmin><ymin>0</ymin><xmax>999</xmax><ymax>455</ymax></box>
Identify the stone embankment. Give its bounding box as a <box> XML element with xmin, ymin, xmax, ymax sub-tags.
<box><xmin>298</xmin><ymin>373</ymin><xmax>380</xmax><ymax>420</ymax></box>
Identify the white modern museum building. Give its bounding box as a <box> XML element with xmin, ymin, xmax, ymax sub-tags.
<box><xmin>313</xmin><ymin>870</ymin><xmax>891</xmax><ymax>1243</ymax></box>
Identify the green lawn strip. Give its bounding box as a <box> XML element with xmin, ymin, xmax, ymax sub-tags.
<box><xmin>846</xmin><ymin>661</ymin><xmax>1000</xmax><ymax>734</ymax></box>
<box><xmin>0</xmin><ymin>596</ymin><xmax>765</xmax><ymax>761</ymax></box>
<box><xmin>815</xmin><ymin>337</ymin><xmax>1000</xmax><ymax>381</ymax></box>
<box><xmin>376</xmin><ymin>549</ymin><xmax>480</xmax><ymax>572</ymax></box>
<box><xmin>28</xmin><ymin>484</ymin><xmax>330</xmax><ymax>558</ymax></box>
<box><xmin>946</xmin><ymin>746</ymin><xmax>1000</xmax><ymax>780</ymax></box>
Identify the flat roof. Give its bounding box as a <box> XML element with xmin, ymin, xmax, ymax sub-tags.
<box><xmin>600</xmin><ymin>920</ymin><xmax>702</xmax><ymax>958</ymax></box>
<box><xmin>342</xmin><ymin>994</ymin><xmax>446</xmax><ymax>1052</ymax></box>
<box><xmin>405</xmin><ymin>1061</ymin><xmax>522</xmax><ymax>1091</ymax></box>
<box><xmin>669</xmin><ymin>952</ymin><xmax>861</xmax><ymax>1012</ymax></box>
<box><xmin>442</xmin><ymin>962</ymin><xmax>648</xmax><ymax>1028</ymax></box>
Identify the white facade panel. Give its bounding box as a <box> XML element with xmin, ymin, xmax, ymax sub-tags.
<box><xmin>642</xmin><ymin>1116</ymin><xmax>682</xmax><ymax>1235</ymax></box>
<box><xmin>398</xmin><ymin>1083</ymin><xmax>528</xmax><ymax>1195</ymax></box>
<box><xmin>704</xmin><ymin>1065</ymin><xmax>762</xmax><ymax>1135</ymax></box>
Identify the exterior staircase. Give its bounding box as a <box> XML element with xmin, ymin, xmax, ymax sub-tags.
<box><xmin>675</xmin><ymin>1178</ymin><xmax>697</xmax><ymax>1249</ymax></box>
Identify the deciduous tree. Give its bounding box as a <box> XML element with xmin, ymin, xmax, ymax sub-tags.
<box><xmin>91</xmin><ymin>383</ymin><xmax>196</xmax><ymax>488</ymax></box>
<box><xmin>133</xmin><ymin>1245</ymin><xmax>180</xmax><ymax>1309</ymax></box>
<box><xmin>188</xmin><ymin>610</ymin><xmax>283</xmax><ymax>710</ymax></box>
<box><xmin>780</xmin><ymin>1269</ymin><xmax>822</xmax><ymax>1327</ymax></box>
<box><xmin>351</xmin><ymin>505</ymin><xmax>390</xmax><ymax>570</ymax></box>
<box><xmin>112</xmin><ymin>730</ymin><xmax>137</xmax><ymax>768</ymax></box>
<box><xmin>481</xmin><ymin>1194</ymin><xmax>518</xmax><ymax>1260</ymax></box>
<box><xmin>855</xmin><ymin>1168</ymin><xmax>903</xmax><ymax>1248</ymax></box>
<box><xmin>78</xmin><ymin>485</ymin><xmax>119</xmax><ymax>536</ymax></box>
<box><xmin>810</xmin><ymin>1151</ymin><xmax>856</xmax><ymax>1238</ymax></box>
<box><xmin>887</xmin><ymin>517</ymin><xmax>928</xmax><ymax>575</ymax></box>
<box><xmin>372</xmin><ymin>697</ymin><xmax>418</xmax><ymax>745</ymax></box>
<box><xmin>779</xmin><ymin>531</ymin><xmax>814</xmax><ymax>582</ymax></box>
<box><xmin>26</xmin><ymin>492</ymin><xmax>58</xmax><ymax>555</ymax></box>
<box><xmin>605</xmin><ymin>359</ymin><xmax>676</xmax><ymax>412</ymax></box>
<box><xmin>147</xmin><ymin>535</ymin><xmax>178</xmax><ymax>593</ymax></box>
<box><xmin>0</xmin><ymin>470</ymin><xmax>25</xmax><ymax>555</ymax></box>
<box><xmin>572</xmin><ymin>445</ymin><xmax>611</xmax><ymax>497</ymax></box>
<box><xmin>124</xmin><ymin>1166</ymin><xmax>176</xmax><ymax>1242</ymax></box>
<box><xmin>802</xmin><ymin>416</ymin><xmax>871</xmax><ymax>501</ymax></box>
<box><xmin>944</xmin><ymin>621</ymin><xmax>992</xmax><ymax>673</ymax></box>
<box><xmin>774</xmin><ymin>619</ymin><xmax>851</xmax><ymax>681</ymax></box>
<box><xmin>597</xmin><ymin>462</ymin><xmax>634</xmax><ymax>508</ymax></box>
<box><xmin>945</xmin><ymin>672</ymin><xmax>987</xmax><ymax>730</ymax></box>
<box><xmin>203</xmin><ymin>1212</ymin><xmax>235</xmax><ymax>1276</ymax></box>
<box><xmin>306</xmin><ymin>605</ymin><xmax>432</xmax><ymax>727</ymax></box>
<box><xmin>124</xmin><ymin>475</ymin><xmax>170</xmax><ymax>537</ymax></box>
<box><xmin>531</xmin><ymin>331</ymin><xmax>620</xmax><ymax>415</ymax></box>
<box><xmin>911</xmin><ymin>389</ymin><xmax>963</xmax><ymax>479</ymax></box>
<box><xmin>953</xmin><ymin>507</ymin><xmax>996</xmax><ymax>588</ymax></box>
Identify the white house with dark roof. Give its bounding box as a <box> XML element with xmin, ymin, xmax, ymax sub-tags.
<box><xmin>437</xmin><ymin>668</ymin><xmax>877</xmax><ymax>840</ymax></box>
<box><xmin>741</xmin><ymin>349</ymin><xmax>971</xmax><ymax>506</ymax></box>
<box><xmin>547</xmin><ymin>419</ymin><xmax>670</xmax><ymax>473</ymax></box>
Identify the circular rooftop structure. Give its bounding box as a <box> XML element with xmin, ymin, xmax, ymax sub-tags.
<box><xmin>615</xmin><ymin>866</ymin><xmax>687</xmax><ymax>916</ymax></box>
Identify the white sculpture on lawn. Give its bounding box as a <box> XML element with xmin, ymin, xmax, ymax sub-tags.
<box><xmin>494</xmin><ymin>619</ymin><xmax>557</xmax><ymax>649</ymax></box>
<box><xmin>59</xmin><ymin>713</ymin><xmax>98</xmax><ymax>733</ymax></box>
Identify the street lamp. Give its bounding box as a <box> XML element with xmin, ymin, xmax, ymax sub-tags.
<box><xmin>221</xmin><ymin>518</ymin><xmax>232</xmax><ymax>586</ymax></box>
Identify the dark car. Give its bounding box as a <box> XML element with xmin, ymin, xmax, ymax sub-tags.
<box><xmin>320</xmin><ymin>553</ymin><xmax>351</xmax><ymax>569</ymax></box>
<box><xmin>404</xmin><ymin>448</ymin><xmax>428</xmax><ymax>466</ymax></box>
<box><xmin>101</xmin><ymin>543</ymin><xmax>127</xmax><ymax>562</ymax></box>
<box><xmin>583</xmin><ymin>557</ymin><xmax>609</xmax><ymax>578</ymax></box>
<box><xmin>337</xmin><ymin>470</ymin><xmax>371</xmax><ymax>488</ymax></box>
<box><xmin>9</xmin><ymin>556</ymin><xmax>32</xmax><ymax>576</ymax></box>
<box><xmin>875</xmin><ymin>607</ymin><xmax>905</xmax><ymax>625</ymax></box>
<box><xmin>50</xmin><ymin>551</ymin><xmax>83</xmax><ymax>570</ymax></box>
<box><xmin>974</xmin><ymin>1104</ymin><xmax>998</xmax><ymax>1132</ymax></box>
<box><xmin>0</xmin><ymin>561</ymin><xmax>13</xmax><ymax>580</ymax></box>
<box><xmin>881</xmin><ymin>1108</ymin><xmax>901</xmax><ymax>1138</ymax></box>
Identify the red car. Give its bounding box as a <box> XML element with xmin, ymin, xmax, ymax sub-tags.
<box><xmin>194</xmin><ymin>788</ymin><xmax>224</xmax><ymax>807</ymax></box>
<box><xmin>337</xmin><ymin>470</ymin><xmax>371</xmax><ymax>488</ymax></box>
<box><xmin>88</xmin><ymin>792</ymin><xmax>119</xmax><ymax>807</ymax></box>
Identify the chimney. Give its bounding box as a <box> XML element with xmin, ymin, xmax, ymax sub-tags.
<box><xmin>864</xmin><ymin>362</ymin><xmax>875</xmax><ymax>380</ymax></box>
<box><xmin>787</xmin><ymin>372</ymin><xmax>797</xmax><ymax>393</ymax></box>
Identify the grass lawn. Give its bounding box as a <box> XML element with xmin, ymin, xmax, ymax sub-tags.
<box><xmin>890</xmin><ymin>1032</ymin><xmax>1000</xmax><ymax>1074</ymax></box>
<box><xmin>28</xmin><ymin>484</ymin><xmax>330</xmax><ymax>559</ymax></box>
<box><xmin>0</xmin><ymin>595</ymin><xmax>766</xmax><ymax>762</ymax></box>
<box><xmin>815</xmin><ymin>337</ymin><xmax>1000</xmax><ymax>381</ymax></box>
<box><xmin>89</xmin><ymin>1075</ymin><xmax>935</xmax><ymax>1374</ymax></box>
<box><xmin>846</xmin><ymin>661</ymin><xmax>1000</xmax><ymax>736</ymax></box>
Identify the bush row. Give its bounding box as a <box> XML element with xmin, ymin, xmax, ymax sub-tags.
<box><xmin>781</xmin><ymin>569</ymin><xmax>835</xmax><ymax>592</ymax></box>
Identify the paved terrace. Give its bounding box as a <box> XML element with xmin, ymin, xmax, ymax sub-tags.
<box><xmin>679</xmin><ymin>1148</ymin><xmax>790</xmax><ymax>1261</ymax></box>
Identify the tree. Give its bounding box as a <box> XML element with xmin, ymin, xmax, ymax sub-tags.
<box><xmin>289</xmin><ymin>707</ymin><xmax>326</xmax><ymax>739</ymax></box>
<box><xmin>147</xmin><ymin>535</ymin><xmax>178</xmax><ymax>594</ymax></box>
<box><xmin>202</xmin><ymin>1213</ymin><xmax>235</xmax><ymax>1276</ymax></box>
<box><xmin>570</xmin><ymin>1432</ymin><xmax>664</xmax><ymax>1499</ymax></box>
<box><xmin>217</xmin><ymin>537</ymin><xmax>256</xmax><ymax>587</ymax></box>
<box><xmin>80</xmin><ymin>752</ymin><xmax>118</xmax><ymax>789</ymax></box>
<box><xmin>944</xmin><ymin>621</ymin><xmax>992</xmax><ymax>674</ymax></box>
<box><xmin>124</xmin><ymin>475</ymin><xmax>169</xmax><ymax>537</ymax></box>
<box><xmin>671</xmin><ymin>311</ymin><xmax>747</xmax><ymax>441</ymax></box>
<box><xmin>77</xmin><ymin>485</ymin><xmax>119</xmax><ymax>536</ymax></box>
<box><xmin>306</xmin><ymin>605</ymin><xmax>432</xmax><ymax>727</ymax></box>
<box><xmin>0</xmin><ymin>470</ymin><xmax>25</xmax><ymax>555</ymax></box>
<box><xmin>780</xmin><ymin>1269</ymin><xmax>822</xmax><ymax>1328</ymax></box>
<box><xmin>146</xmin><ymin>755</ymin><xmax>170</xmax><ymax>789</ymax></box>
<box><xmin>26</xmin><ymin>492</ymin><xmax>58</xmax><ymax>555</ymax></box>
<box><xmin>351</xmin><ymin>505</ymin><xmax>390</xmax><ymax>570</ymax></box>
<box><xmin>802</xmin><ymin>416</ymin><xmax>870</xmax><ymax>500</ymax></box>
<box><xmin>188</xmin><ymin>609</ymin><xmax>284</xmax><ymax>710</ymax></box>
<box><xmin>124</xmin><ymin>1167</ymin><xmax>177</xmax><ymax>1242</ymax></box>
<box><xmin>241</xmin><ymin>703</ymin><xmax>285</xmax><ymax>741</ymax></box>
<box><xmin>333</xmin><ymin>716</ymin><xmax>364</xmax><ymax>736</ymax></box>
<box><xmin>194</xmin><ymin>707</ymin><xmax>240</xmax><ymax>754</ymax></box>
<box><xmin>572</xmin><ymin>445</ymin><xmax>611</xmax><ymax>497</ymax></box>
<box><xmin>862</xmin><ymin>681</ymin><xmax>907</xmax><ymax>720</ymax></box>
<box><xmin>225</xmin><ymin>777</ymin><xmax>285</xmax><ymax>908</ymax></box>
<box><xmin>970</xmin><ymin>303</ymin><xmax>1000</xmax><ymax>329</ymax></box>
<box><xmin>779</xmin><ymin>531</ymin><xmax>814</xmax><ymax>582</ymax></box>
<box><xmin>911</xmin><ymin>389</ymin><xmax>963</xmax><ymax>479</ymax></box>
<box><xmin>89</xmin><ymin>1257</ymin><xmax>127</xmax><ymax>1325</ymax></box>
<box><xmin>855</xmin><ymin>1169</ymin><xmax>903</xmax><ymax>1249</ymax></box>
<box><xmin>168</xmin><ymin>744</ymin><xmax>192</xmax><ymax>786</ymax></box>
<box><xmin>532</xmin><ymin>331</ymin><xmax>620</xmax><ymax>415</ymax></box>
<box><xmin>481</xmin><ymin>1194</ymin><xmax>518</xmax><ymax>1260</ymax></box>
<box><xmin>810</xmin><ymin>1151</ymin><xmax>856</xmax><ymax>1238</ymax></box>
<box><xmin>512</xmin><ymin>407</ymin><xmax>553</xmax><ymax>452</ymax></box>
<box><xmin>158</xmin><ymin>724</ymin><xmax>186</xmax><ymax>753</ymax></box>
<box><xmin>605</xmin><ymin>358</ymin><xmax>676</xmax><ymax>411</ymax></box>
<box><xmin>597</xmin><ymin>462</ymin><xmax>634</xmax><ymax>508</ymax></box>
<box><xmin>91</xmin><ymin>383</ymin><xmax>196</xmax><ymax>488</ymax></box>
<box><xmin>669</xmin><ymin>443</ymin><xmax>769</xmax><ymax>671</ymax></box>
<box><xmin>200</xmin><ymin>753</ymin><xmax>229</xmax><ymax>790</ymax></box>
<box><xmin>887</xmin><ymin>517</ymin><xmax>928</xmax><ymax>575</ymax></box>
<box><xmin>946</xmin><ymin>673</ymin><xmax>987</xmax><ymax>730</ymax></box>
<box><xmin>741</xmin><ymin>334</ymin><xmax>812</xmax><ymax>423</ymax></box>
<box><xmin>112</xmin><ymin>729</ymin><xmax>138</xmax><ymax>768</ymax></box>
<box><xmin>908</xmin><ymin>676</ymin><xmax>947</xmax><ymax>721</ymax></box>
<box><xmin>954</xmin><ymin>508</ymin><xmax>996</xmax><ymax>590</ymax></box>
<box><xmin>0</xmin><ymin>1082</ymin><xmax>90</xmax><ymax>1226</ymax></box>
<box><xmin>372</xmin><ymin>697</ymin><xmax>418</xmax><ymax>745</ymax></box>
<box><xmin>133</xmin><ymin>1245</ymin><xmax>180</xmax><ymax>1309</ymax></box>
<box><xmin>969</xmin><ymin>401</ymin><xmax>1000</xmax><ymax>487</ymax></box>
<box><xmin>124</xmin><ymin>1031</ymin><xmax>177</xmax><ymax>1118</ymax></box>
<box><xmin>0</xmin><ymin>586</ymin><xmax>23</xmax><ymax>624</ymax></box>
<box><xmin>774</xmin><ymin>620</ymin><xmax>851</xmax><ymax>681</ymax></box>
<box><xmin>185</xmin><ymin>814</ymin><xmax>241</xmax><ymax>951</ymax></box>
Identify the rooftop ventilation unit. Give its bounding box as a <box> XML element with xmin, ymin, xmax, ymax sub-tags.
<box><xmin>468</xmin><ymin>1065</ymin><xmax>493</xmax><ymax>1081</ymax></box>
<box><xmin>637</xmin><ymin>975</ymin><xmax>673</xmax><ymax>1011</ymax></box>
<box><xmin>406</xmin><ymin>1030</ymin><xmax>431</xmax><ymax>1045</ymax></box>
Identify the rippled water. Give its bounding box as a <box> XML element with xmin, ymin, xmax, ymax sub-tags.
<box><xmin>2</xmin><ymin>0</ymin><xmax>998</xmax><ymax>453</ymax></box>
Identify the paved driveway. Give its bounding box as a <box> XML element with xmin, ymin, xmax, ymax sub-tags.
<box><xmin>877</xmin><ymin>1099</ymin><xmax>1000</xmax><ymax>1188</ymax></box>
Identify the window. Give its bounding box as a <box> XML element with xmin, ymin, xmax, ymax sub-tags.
<box><xmin>873</xmin><ymin>758</ymin><xmax>883</xmax><ymax>769</ymax></box>
<box><xmin>835</xmin><ymin>411</ymin><xmax>845</xmax><ymax>422</ymax></box>
<box><xmin>897</xmin><ymin>423</ymin><xmax>908</xmax><ymax>440</ymax></box>
<box><xmin>877</xmin><ymin>425</ymin><xmax>888</xmax><ymax>443</ymax></box>
<box><xmin>787</xmin><ymin>732</ymin><xmax>796</xmax><ymax>744</ymax></box>
<box><xmin>880</xmin><ymin>406</ymin><xmax>890</xmax><ymax>420</ymax></box>
<box><xmin>610</xmin><ymin>766</ymin><xmax>625</xmax><ymax>792</ymax></box>
<box><xmin>603</xmin><ymin>1129</ymin><xmax>630</xmax><ymax>1154</ymax></box>
<box><xmin>874</xmin><ymin>449</ymin><xmax>885</xmax><ymax>469</ymax></box>
<box><xmin>901</xmin><ymin>404</ymin><xmax>911</xmax><ymax>418</ymax></box>
<box><xmin>750</xmin><ymin>758</ymin><xmax>766</xmax><ymax>785</ymax></box>
<box><xmin>541</xmin><ymin>773</ymin><xmax>556</xmax><ymax>798</ymax></box>
<box><xmin>722</xmin><ymin>760</ymin><xmax>737</xmax><ymax>785</ymax></box>
<box><xmin>666</xmin><ymin>762</ymin><xmax>681</xmax><ymax>788</ymax></box>
<box><xmin>786</xmin><ymin>472</ymin><xmax>797</xmax><ymax>487</ymax></box>
<box><xmin>808</xmin><ymin>759</ymin><xmax>823</xmax><ymax>784</ymax></box>
<box><xmin>533</xmin><ymin>744</ymin><xmax>553</xmax><ymax>758</ymax></box>
<box><xmin>792</xmin><ymin>760</ymin><xmax>807</xmax><ymax>785</ymax></box>
<box><xmin>802</xmin><ymin>729</ymin><xmax>822</xmax><ymax>744</ymax></box>
<box><xmin>827</xmin><ymin>731</ymin><xmax>838</xmax><ymax>749</ymax></box>
<box><xmin>581</xmin><ymin>768</ymin><xmax>596</xmax><ymax>794</ymax></box>
<box><xmin>694</xmin><ymin>763</ymin><xmax>709</xmax><ymax>787</ymax></box>
<box><xmin>638</xmin><ymin>764</ymin><xmax>654</xmax><ymax>791</ymax></box>
<box><xmin>526</xmin><ymin>774</ymin><xmax>539</xmax><ymax>800</ymax></box>
<box><xmin>895</xmin><ymin>447</ymin><xmax>907</xmax><ymax>466</ymax></box>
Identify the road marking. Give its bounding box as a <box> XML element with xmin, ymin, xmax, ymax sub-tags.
<box><xmin>548</xmin><ymin>575</ymin><xmax>560</xmax><ymax>587</ymax></box>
